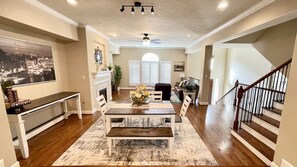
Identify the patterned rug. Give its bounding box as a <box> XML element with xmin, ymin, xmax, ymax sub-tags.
<box><xmin>52</xmin><ymin>117</ymin><xmax>218</xmax><ymax>166</ymax></box>
<box><xmin>170</xmin><ymin>91</ymin><xmax>181</xmax><ymax>103</ymax></box>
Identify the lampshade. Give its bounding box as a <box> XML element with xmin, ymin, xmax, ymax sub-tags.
<box><xmin>179</xmin><ymin>73</ymin><xmax>185</xmax><ymax>78</ymax></box>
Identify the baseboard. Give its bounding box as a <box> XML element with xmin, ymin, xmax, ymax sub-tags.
<box><xmin>281</xmin><ymin>159</ymin><xmax>294</xmax><ymax>167</ymax></box>
<box><xmin>271</xmin><ymin>162</ymin><xmax>278</xmax><ymax>167</ymax></box>
<box><xmin>118</xmin><ymin>87</ymin><xmax>134</xmax><ymax>90</ymax></box>
<box><xmin>82</xmin><ymin>109</ymin><xmax>97</xmax><ymax>114</ymax></box>
<box><xmin>11</xmin><ymin>161</ymin><xmax>20</xmax><ymax>167</ymax></box>
<box><xmin>198</xmin><ymin>101</ymin><xmax>209</xmax><ymax>105</ymax></box>
<box><xmin>68</xmin><ymin>109</ymin><xmax>97</xmax><ymax>115</ymax></box>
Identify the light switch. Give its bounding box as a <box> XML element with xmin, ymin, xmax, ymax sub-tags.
<box><xmin>82</xmin><ymin>75</ymin><xmax>86</xmax><ymax>80</ymax></box>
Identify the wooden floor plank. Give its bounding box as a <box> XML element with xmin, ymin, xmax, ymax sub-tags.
<box><xmin>15</xmin><ymin>90</ymin><xmax>268</xmax><ymax>167</ymax></box>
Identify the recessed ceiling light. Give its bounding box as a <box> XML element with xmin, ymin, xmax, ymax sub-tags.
<box><xmin>66</xmin><ymin>0</ymin><xmax>77</xmax><ymax>6</ymax></box>
<box><xmin>187</xmin><ymin>34</ymin><xmax>191</xmax><ymax>37</ymax></box>
<box><xmin>112</xmin><ymin>33</ymin><xmax>117</xmax><ymax>37</ymax></box>
<box><xmin>217</xmin><ymin>1</ymin><xmax>228</xmax><ymax>10</ymax></box>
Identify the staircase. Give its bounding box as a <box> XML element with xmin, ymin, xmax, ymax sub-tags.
<box><xmin>231</xmin><ymin>59</ymin><xmax>291</xmax><ymax>165</ymax></box>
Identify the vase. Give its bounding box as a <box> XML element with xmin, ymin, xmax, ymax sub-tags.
<box><xmin>132</xmin><ymin>98</ymin><xmax>147</xmax><ymax>106</ymax></box>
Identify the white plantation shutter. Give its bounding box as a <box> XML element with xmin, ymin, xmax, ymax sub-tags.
<box><xmin>141</xmin><ymin>61</ymin><xmax>159</xmax><ymax>86</ymax></box>
<box><xmin>160</xmin><ymin>61</ymin><xmax>171</xmax><ymax>83</ymax></box>
<box><xmin>141</xmin><ymin>61</ymin><xmax>150</xmax><ymax>85</ymax></box>
<box><xmin>129</xmin><ymin>60</ymin><xmax>140</xmax><ymax>85</ymax></box>
<box><xmin>150</xmin><ymin>62</ymin><xmax>159</xmax><ymax>85</ymax></box>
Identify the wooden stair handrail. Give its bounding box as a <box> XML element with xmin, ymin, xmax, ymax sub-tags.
<box><xmin>216</xmin><ymin>81</ymin><xmax>248</xmax><ymax>105</ymax></box>
<box><xmin>243</xmin><ymin>59</ymin><xmax>292</xmax><ymax>93</ymax></box>
<box><xmin>233</xmin><ymin>58</ymin><xmax>292</xmax><ymax>130</ymax></box>
<box><xmin>216</xmin><ymin>84</ymin><xmax>237</xmax><ymax>104</ymax></box>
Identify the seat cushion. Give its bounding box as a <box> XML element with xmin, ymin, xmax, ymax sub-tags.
<box><xmin>111</xmin><ymin>118</ymin><xmax>124</xmax><ymax>123</ymax></box>
<box><xmin>165</xmin><ymin>116</ymin><xmax>182</xmax><ymax>123</ymax></box>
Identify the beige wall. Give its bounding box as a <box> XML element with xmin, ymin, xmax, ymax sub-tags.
<box><xmin>253</xmin><ymin>19</ymin><xmax>297</xmax><ymax>67</ymax></box>
<box><xmin>113</xmin><ymin>48</ymin><xmax>187</xmax><ymax>87</ymax></box>
<box><xmin>0</xmin><ymin>93</ymin><xmax>18</xmax><ymax>167</ymax></box>
<box><xmin>66</xmin><ymin>28</ymin><xmax>91</xmax><ymax>110</ymax></box>
<box><xmin>0</xmin><ymin>0</ymin><xmax>78</xmax><ymax>41</ymax></box>
<box><xmin>223</xmin><ymin>47</ymin><xmax>272</xmax><ymax>92</ymax></box>
<box><xmin>186</xmin><ymin>50</ymin><xmax>203</xmax><ymax>80</ymax></box>
<box><xmin>66</xmin><ymin>27</ymin><xmax>112</xmax><ymax>112</ymax></box>
<box><xmin>85</xmin><ymin>28</ymin><xmax>110</xmax><ymax>111</ymax></box>
<box><xmin>273</xmin><ymin>34</ymin><xmax>297</xmax><ymax>167</ymax></box>
<box><xmin>211</xmin><ymin>48</ymin><xmax>228</xmax><ymax>103</ymax></box>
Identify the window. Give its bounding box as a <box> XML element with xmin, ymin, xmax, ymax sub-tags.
<box><xmin>142</xmin><ymin>53</ymin><xmax>159</xmax><ymax>86</ymax></box>
<box><xmin>129</xmin><ymin>60</ymin><xmax>140</xmax><ymax>85</ymax></box>
<box><xmin>160</xmin><ymin>61</ymin><xmax>171</xmax><ymax>83</ymax></box>
<box><xmin>128</xmin><ymin>53</ymin><xmax>172</xmax><ymax>86</ymax></box>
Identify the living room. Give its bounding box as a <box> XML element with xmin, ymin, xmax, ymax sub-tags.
<box><xmin>1</xmin><ymin>0</ymin><xmax>297</xmax><ymax>167</ymax></box>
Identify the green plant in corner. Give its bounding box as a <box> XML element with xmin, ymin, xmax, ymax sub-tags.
<box><xmin>114</xmin><ymin>65</ymin><xmax>122</xmax><ymax>91</ymax></box>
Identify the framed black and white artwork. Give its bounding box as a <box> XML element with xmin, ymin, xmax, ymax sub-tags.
<box><xmin>0</xmin><ymin>37</ymin><xmax>56</xmax><ymax>86</ymax></box>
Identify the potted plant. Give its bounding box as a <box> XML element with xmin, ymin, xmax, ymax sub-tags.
<box><xmin>107</xmin><ymin>64</ymin><xmax>113</xmax><ymax>71</ymax></box>
<box><xmin>113</xmin><ymin>65</ymin><xmax>122</xmax><ymax>91</ymax></box>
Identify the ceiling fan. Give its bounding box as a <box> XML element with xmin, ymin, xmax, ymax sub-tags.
<box><xmin>129</xmin><ymin>33</ymin><xmax>161</xmax><ymax>46</ymax></box>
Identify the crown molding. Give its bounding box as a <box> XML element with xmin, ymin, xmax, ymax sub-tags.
<box><xmin>85</xmin><ymin>25</ymin><xmax>110</xmax><ymax>41</ymax></box>
<box><xmin>186</xmin><ymin>0</ymin><xmax>275</xmax><ymax>50</ymax></box>
<box><xmin>185</xmin><ymin>47</ymin><xmax>202</xmax><ymax>54</ymax></box>
<box><xmin>109</xmin><ymin>41</ymin><xmax>119</xmax><ymax>48</ymax></box>
<box><xmin>120</xmin><ymin>46</ymin><xmax>185</xmax><ymax>49</ymax></box>
<box><xmin>24</xmin><ymin>0</ymin><xmax>78</xmax><ymax>26</ymax></box>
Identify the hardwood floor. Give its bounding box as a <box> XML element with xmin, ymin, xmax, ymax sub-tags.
<box><xmin>16</xmin><ymin>90</ymin><xmax>267</xmax><ymax>167</ymax></box>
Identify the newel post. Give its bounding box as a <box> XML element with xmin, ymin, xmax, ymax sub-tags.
<box><xmin>233</xmin><ymin>86</ymin><xmax>244</xmax><ymax>130</ymax></box>
<box><xmin>233</xmin><ymin>80</ymin><xmax>239</xmax><ymax>106</ymax></box>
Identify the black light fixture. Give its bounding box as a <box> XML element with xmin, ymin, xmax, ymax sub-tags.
<box><xmin>120</xmin><ymin>6</ymin><xmax>124</xmax><ymax>12</ymax></box>
<box><xmin>151</xmin><ymin>6</ymin><xmax>154</xmax><ymax>14</ymax></box>
<box><xmin>131</xmin><ymin>6</ymin><xmax>135</xmax><ymax>14</ymax></box>
<box><xmin>120</xmin><ymin>2</ymin><xmax>154</xmax><ymax>15</ymax></box>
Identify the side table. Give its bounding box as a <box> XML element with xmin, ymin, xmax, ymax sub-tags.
<box><xmin>183</xmin><ymin>91</ymin><xmax>196</xmax><ymax>103</ymax></box>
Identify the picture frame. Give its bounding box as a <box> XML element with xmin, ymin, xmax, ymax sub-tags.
<box><xmin>0</xmin><ymin>36</ymin><xmax>56</xmax><ymax>86</ymax></box>
<box><xmin>174</xmin><ymin>61</ymin><xmax>185</xmax><ymax>72</ymax></box>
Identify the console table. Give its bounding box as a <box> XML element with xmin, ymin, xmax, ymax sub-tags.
<box><xmin>6</xmin><ymin>92</ymin><xmax>82</xmax><ymax>158</ymax></box>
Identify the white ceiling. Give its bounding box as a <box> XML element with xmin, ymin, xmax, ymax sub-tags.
<box><xmin>37</xmin><ymin>0</ymin><xmax>262</xmax><ymax>48</ymax></box>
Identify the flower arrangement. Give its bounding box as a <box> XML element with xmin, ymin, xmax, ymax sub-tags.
<box><xmin>130</xmin><ymin>84</ymin><xmax>149</xmax><ymax>105</ymax></box>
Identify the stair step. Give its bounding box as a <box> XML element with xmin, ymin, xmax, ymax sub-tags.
<box><xmin>262</xmin><ymin>108</ymin><xmax>282</xmax><ymax>121</ymax></box>
<box><xmin>255</xmin><ymin>115</ymin><xmax>280</xmax><ymax>128</ymax></box>
<box><xmin>262</xmin><ymin>107</ymin><xmax>282</xmax><ymax>115</ymax></box>
<box><xmin>236</xmin><ymin>129</ymin><xmax>274</xmax><ymax>161</ymax></box>
<box><xmin>244</xmin><ymin>122</ymin><xmax>277</xmax><ymax>143</ymax></box>
<box><xmin>273</xmin><ymin>101</ymin><xmax>284</xmax><ymax>110</ymax></box>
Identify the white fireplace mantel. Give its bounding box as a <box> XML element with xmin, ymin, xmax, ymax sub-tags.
<box><xmin>92</xmin><ymin>71</ymin><xmax>112</xmax><ymax>79</ymax></box>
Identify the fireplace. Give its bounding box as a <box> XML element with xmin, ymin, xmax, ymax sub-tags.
<box><xmin>99</xmin><ymin>88</ymin><xmax>107</xmax><ymax>101</ymax></box>
<box><xmin>93</xmin><ymin>71</ymin><xmax>112</xmax><ymax>104</ymax></box>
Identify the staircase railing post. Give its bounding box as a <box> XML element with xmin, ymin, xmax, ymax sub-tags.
<box><xmin>233</xmin><ymin>80</ymin><xmax>239</xmax><ymax>106</ymax></box>
<box><xmin>233</xmin><ymin>86</ymin><xmax>244</xmax><ymax>130</ymax></box>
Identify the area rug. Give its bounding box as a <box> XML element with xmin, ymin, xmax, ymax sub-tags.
<box><xmin>52</xmin><ymin>117</ymin><xmax>218</xmax><ymax>166</ymax></box>
<box><xmin>170</xmin><ymin>91</ymin><xmax>181</xmax><ymax>103</ymax></box>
